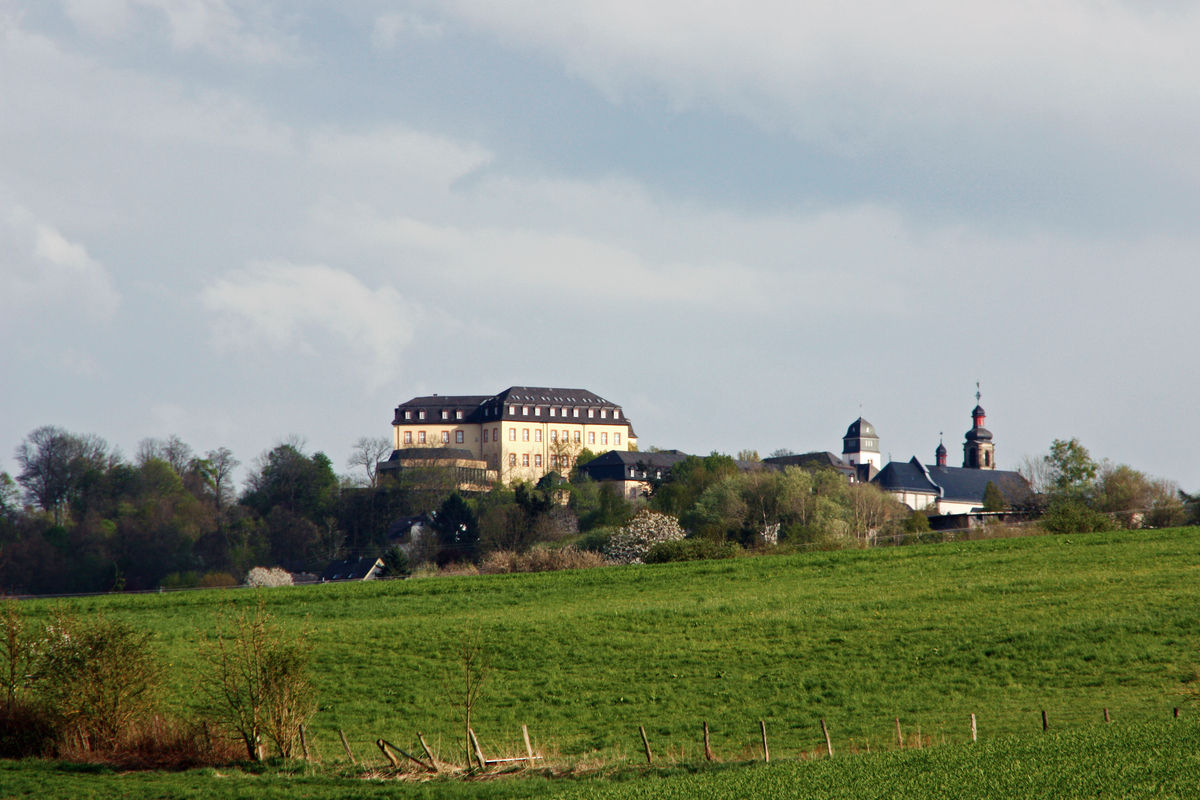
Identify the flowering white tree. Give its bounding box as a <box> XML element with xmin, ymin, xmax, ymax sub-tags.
<box><xmin>244</xmin><ymin>567</ymin><xmax>294</xmax><ymax>588</ymax></box>
<box><xmin>604</xmin><ymin>510</ymin><xmax>686</xmax><ymax>564</ymax></box>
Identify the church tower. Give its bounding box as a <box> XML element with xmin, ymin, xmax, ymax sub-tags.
<box><xmin>935</xmin><ymin>436</ymin><xmax>947</xmax><ymax>467</ymax></box>
<box><xmin>842</xmin><ymin>417</ymin><xmax>882</xmax><ymax>469</ymax></box>
<box><xmin>962</xmin><ymin>386</ymin><xmax>995</xmax><ymax>470</ymax></box>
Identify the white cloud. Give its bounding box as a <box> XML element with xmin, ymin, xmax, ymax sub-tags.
<box><xmin>371</xmin><ymin>12</ymin><xmax>444</xmax><ymax>49</ymax></box>
<box><xmin>0</xmin><ymin>202</ymin><xmax>121</xmax><ymax>329</ymax></box>
<box><xmin>62</xmin><ymin>0</ymin><xmax>289</xmax><ymax>62</ymax></box>
<box><xmin>307</xmin><ymin>127</ymin><xmax>492</xmax><ymax>186</ymax></box>
<box><xmin>200</xmin><ymin>261</ymin><xmax>421</xmax><ymax>386</ymax></box>
<box><xmin>430</xmin><ymin>0</ymin><xmax>1200</xmax><ymax>165</ymax></box>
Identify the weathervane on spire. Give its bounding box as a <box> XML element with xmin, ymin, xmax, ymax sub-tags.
<box><xmin>976</xmin><ymin>381</ymin><xmax>981</xmax><ymax>404</ymax></box>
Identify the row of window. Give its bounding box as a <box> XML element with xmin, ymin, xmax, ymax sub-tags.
<box><xmin>489</xmin><ymin>405</ymin><xmax>619</xmax><ymax>420</ymax></box>
<box><xmin>484</xmin><ymin>428</ymin><xmax>620</xmax><ymax>446</ymax></box>
<box><xmin>401</xmin><ymin>427</ymin><xmax>624</xmax><ymax>447</ymax></box>
<box><xmin>403</xmin><ymin>430</ymin><xmax>466</xmax><ymax>445</ymax></box>
<box><xmin>402</xmin><ymin>409</ymin><xmax>466</xmax><ymax>421</ymax></box>
<box><xmin>503</xmin><ymin>454</ymin><xmax>578</xmax><ymax>468</ymax></box>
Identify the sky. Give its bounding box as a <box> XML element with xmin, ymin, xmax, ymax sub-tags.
<box><xmin>2</xmin><ymin>0</ymin><xmax>1199</xmax><ymax>491</ymax></box>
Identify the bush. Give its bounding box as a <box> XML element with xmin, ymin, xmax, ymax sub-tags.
<box><xmin>244</xmin><ymin>567</ymin><xmax>293</xmax><ymax>588</ymax></box>
<box><xmin>197</xmin><ymin>600</ymin><xmax>316</xmax><ymax>761</ymax></box>
<box><xmin>381</xmin><ymin>545</ymin><xmax>411</xmax><ymax>579</ymax></box>
<box><xmin>36</xmin><ymin>609</ymin><xmax>164</xmax><ymax>751</ymax></box>
<box><xmin>644</xmin><ymin>538</ymin><xmax>742</xmax><ymax>563</ymax></box>
<box><xmin>576</xmin><ymin>527</ymin><xmax>617</xmax><ymax>554</ymax></box>
<box><xmin>1041</xmin><ymin>501</ymin><xmax>1117</xmax><ymax>534</ymax></box>
<box><xmin>198</xmin><ymin>572</ymin><xmax>239</xmax><ymax>588</ymax></box>
<box><xmin>604</xmin><ymin>510</ymin><xmax>686</xmax><ymax>564</ymax></box>
<box><xmin>0</xmin><ymin>699</ymin><xmax>57</xmax><ymax>758</ymax></box>
<box><xmin>479</xmin><ymin>546</ymin><xmax>607</xmax><ymax>574</ymax></box>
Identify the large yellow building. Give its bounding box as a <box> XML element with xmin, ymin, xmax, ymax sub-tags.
<box><xmin>390</xmin><ymin>386</ymin><xmax>638</xmax><ymax>484</ymax></box>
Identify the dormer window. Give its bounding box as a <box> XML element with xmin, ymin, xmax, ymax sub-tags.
<box><xmin>614</xmin><ymin>410</ymin><xmax>620</xmax><ymax>419</ymax></box>
<box><xmin>441</xmin><ymin>411</ymin><xmax>449</xmax><ymax>420</ymax></box>
<box><xmin>573</xmin><ymin>409</ymin><xmax>579</xmax><ymax>418</ymax></box>
<box><xmin>535</xmin><ymin>407</ymin><xmax>541</xmax><ymax>416</ymax></box>
<box><xmin>404</xmin><ymin>410</ymin><xmax>412</xmax><ymax>420</ymax></box>
<box><xmin>456</xmin><ymin>410</ymin><xmax>463</xmax><ymax>420</ymax></box>
<box><xmin>418</xmin><ymin>410</ymin><xmax>426</xmax><ymax>420</ymax></box>
<box><xmin>588</xmin><ymin>409</ymin><xmax>595</xmax><ymax>418</ymax></box>
<box><xmin>600</xmin><ymin>409</ymin><xmax>607</xmax><ymax>419</ymax></box>
<box><xmin>550</xmin><ymin>407</ymin><xmax>557</xmax><ymax>417</ymax></box>
<box><xmin>509</xmin><ymin>405</ymin><xmax>516</xmax><ymax>415</ymax></box>
<box><xmin>522</xmin><ymin>406</ymin><xmax>529</xmax><ymax>416</ymax></box>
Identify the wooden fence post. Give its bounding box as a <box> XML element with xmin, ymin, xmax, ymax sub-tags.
<box><xmin>639</xmin><ymin>726</ymin><xmax>653</xmax><ymax>764</ymax></box>
<box><xmin>821</xmin><ymin>718</ymin><xmax>833</xmax><ymax>758</ymax></box>
<box><xmin>417</xmin><ymin>732</ymin><xmax>439</xmax><ymax>773</ymax></box>
<box><xmin>468</xmin><ymin>728</ymin><xmax>486</xmax><ymax>769</ymax></box>
<box><xmin>1104</xmin><ymin>708</ymin><xmax>1110</xmax><ymax>723</ymax></box>
<box><xmin>703</xmin><ymin>721</ymin><xmax>715</xmax><ymax>762</ymax></box>
<box><xmin>970</xmin><ymin>713</ymin><xmax>977</xmax><ymax>743</ymax></box>
<box><xmin>760</xmin><ymin>720</ymin><xmax>770</xmax><ymax>763</ymax></box>
<box><xmin>1042</xmin><ymin>710</ymin><xmax>1049</xmax><ymax>732</ymax></box>
<box><xmin>376</xmin><ymin>738</ymin><xmax>398</xmax><ymax>767</ymax></box>
<box><xmin>340</xmin><ymin>730</ymin><xmax>356</xmax><ymax>765</ymax></box>
<box><xmin>522</xmin><ymin>724</ymin><xmax>535</xmax><ymax>768</ymax></box>
<box><xmin>895</xmin><ymin>717</ymin><xmax>902</xmax><ymax>749</ymax></box>
<box><xmin>299</xmin><ymin>724</ymin><xmax>310</xmax><ymax>761</ymax></box>
<box><xmin>1175</xmin><ymin>707</ymin><xmax>1180</xmax><ymax>719</ymax></box>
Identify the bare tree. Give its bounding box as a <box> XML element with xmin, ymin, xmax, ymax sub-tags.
<box><xmin>347</xmin><ymin>436</ymin><xmax>393</xmax><ymax>489</ymax></box>
<box><xmin>442</xmin><ymin>624</ymin><xmax>491</xmax><ymax>767</ymax></box>
<box><xmin>198</xmin><ymin>600</ymin><xmax>316</xmax><ymax>761</ymax></box>
<box><xmin>136</xmin><ymin>435</ymin><xmax>194</xmax><ymax>475</ymax></box>
<box><xmin>203</xmin><ymin>447</ymin><xmax>241</xmax><ymax>529</ymax></box>
<box><xmin>14</xmin><ymin>426</ymin><xmax>112</xmax><ymax>524</ymax></box>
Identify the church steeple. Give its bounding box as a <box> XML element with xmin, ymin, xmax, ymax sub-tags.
<box><xmin>935</xmin><ymin>433</ymin><xmax>947</xmax><ymax>466</ymax></box>
<box><xmin>963</xmin><ymin>383</ymin><xmax>995</xmax><ymax>470</ymax></box>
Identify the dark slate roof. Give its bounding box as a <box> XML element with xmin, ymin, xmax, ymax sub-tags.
<box><xmin>576</xmin><ymin>450</ymin><xmax>690</xmax><ymax>482</ymax></box>
<box><xmin>763</xmin><ymin>451</ymin><xmax>856</xmax><ymax>479</ymax></box>
<box><xmin>386</xmin><ymin>515</ymin><xmax>431</xmax><ymax>543</ymax></box>
<box><xmin>965</xmin><ymin>427</ymin><xmax>993</xmax><ymax>442</ymax></box>
<box><xmin>843</xmin><ymin>417</ymin><xmax>877</xmax><ymax>439</ymax></box>
<box><xmin>536</xmin><ymin>471</ymin><xmax>568</xmax><ymax>488</ymax></box>
<box><xmin>924</xmin><ymin>466</ymin><xmax>1027</xmax><ymax>502</ymax></box>
<box><xmin>393</xmin><ymin>395</ymin><xmax>493</xmax><ymax>425</ymax></box>
<box><xmin>379</xmin><ymin>447</ymin><xmax>477</xmax><ymax>468</ymax></box>
<box><xmin>393</xmin><ymin>387</ymin><xmax>634</xmax><ymax>428</ymax></box>
<box><xmin>321</xmin><ymin>557</ymin><xmax>384</xmax><ymax>582</ymax></box>
<box><xmin>935</xmin><ymin>442</ymin><xmax>947</xmax><ymax>456</ymax></box>
<box><xmin>972</xmin><ymin>404</ymin><xmax>986</xmax><ymax>417</ymax></box>
<box><xmin>872</xmin><ymin>457</ymin><xmax>940</xmax><ymax>494</ymax></box>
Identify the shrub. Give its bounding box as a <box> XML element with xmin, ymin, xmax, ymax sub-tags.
<box><xmin>479</xmin><ymin>546</ymin><xmax>607</xmax><ymax>574</ymax></box>
<box><xmin>604</xmin><ymin>510</ymin><xmax>686</xmax><ymax>564</ymax></box>
<box><xmin>644</xmin><ymin>538</ymin><xmax>742</xmax><ymax>563</ymax></box>
<box><xmin>197</xmin><ymin>600</ymin><xmax>316</xmax><ymax>761</ymax></box>
<box><xmin>381</xmin><ymin>545</ymin><xmax>411</xmax><ymax>579</ymax></box>
<box><xmin>198</xmin><ymin>572</ymin><xmax>239</xmax><ymax>588</ymax></box>
<box><xmin>35</xmin><ymin>609</ymin><xmax>164</xmax><ymax>751</ymax></box>
<box><xmin>1041</xmin><ymin>501</ymin><xmax>1117</xmax><ymax>534</ymax></box>
<box><xmin>244</xmin><ymin>567</ymin><xmax>294</xmax><ymax>588</ymax></box>
<box><xmin>0</xmin><ymin>699</ymin><xmax>57</xmax><ymax>758</ymax></box>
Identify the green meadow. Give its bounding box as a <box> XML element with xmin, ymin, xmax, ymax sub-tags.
<box><xmin>8</xmin><ymin>526</ymin><xmax>1200</xmax><ymax>797</ymax></box>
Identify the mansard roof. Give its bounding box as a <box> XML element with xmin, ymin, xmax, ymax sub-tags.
<box><xmin>394</xmin><ymin>387</ymin><xmax>633</xmax><ymax>426</ymax></box>
<box><xmin>575</xmin><ymin>449</ymin><xmax>689</xmax><ymax>482</ymax></box>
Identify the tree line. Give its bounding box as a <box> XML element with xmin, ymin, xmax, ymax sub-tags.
<box><xmin>1</xmin><ymin>426</ymin><xmax>1196</xmax><ymax>595</ymax></box>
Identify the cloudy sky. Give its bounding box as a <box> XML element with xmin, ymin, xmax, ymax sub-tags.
<box><xmin>2</xmin><ymin>0</ymin><xmax>1198</xmax><ymax>490</ymax></box>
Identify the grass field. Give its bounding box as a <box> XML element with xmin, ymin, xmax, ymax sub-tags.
<box><xmin>7</xmin><ymin>526</ymin><xmax>1200</xmax><ymax>796</ymax></box>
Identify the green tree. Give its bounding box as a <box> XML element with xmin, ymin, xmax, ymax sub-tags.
<box><xmin>14</xmin><ymin>426</ymin><xmax>112</xmax><ymax>525</ymax></box>
<box><xmin>982</xmin><ymin>480</ymin><xmax>1007</xmax><ymax>512</ymax></box>
<box><xmin>1044</xmin><ymin>438</ymin><xmax>1098</xmax><ymax>501</ymax></box>
<box><xmin>434</xmin><ymin>492</ymin><xmax>480</xmax><ymax>565</ymax></box>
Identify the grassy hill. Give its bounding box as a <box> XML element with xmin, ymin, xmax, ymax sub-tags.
<box><xmin>9</xmin><ymin>526</ymin><xmax>1200</xmax><ymax>796</ymax></box>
